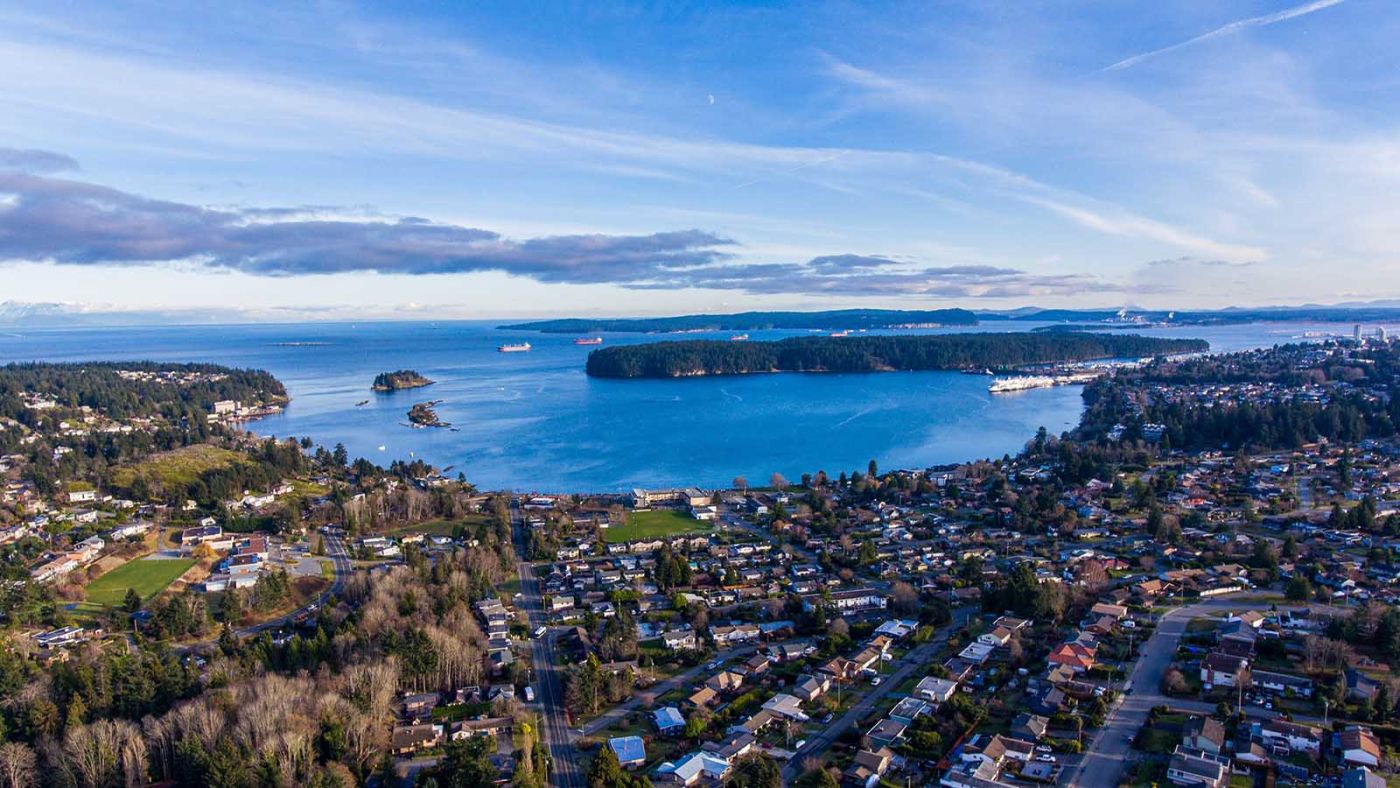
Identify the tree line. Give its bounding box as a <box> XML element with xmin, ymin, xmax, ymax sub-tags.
<box><xmin>585</xmin><ymin>333</ymin><xmax>1208</xmax><ymax>378</ymax></box>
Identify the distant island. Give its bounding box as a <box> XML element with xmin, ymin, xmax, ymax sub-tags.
<box><xmin>407</xmin><ymin>400</ymin><xmax>448</xmax><ymax>427</ymax></box>
<box><xmin>981</xmin><ymin>305</ymin><xmax>1400</xmax><ymax>326</ymax></box>
<box><xmin>372</xmin><ymin>369</ymin><xmax>434</xmax><ymax>392</ymax></box>
<box><xmin>585</xmin><ymin>332</ymin><xmax>1208</xmax><ymax>378</ymax></box>
<box><xmin>501</xmin><ymin>308</ymin><xmax>978</xmax><ymax>334</ymax></box>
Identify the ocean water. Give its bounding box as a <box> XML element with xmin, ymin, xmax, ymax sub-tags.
<box><xmin>0</xmin><ymin>319</ymin><xmax>1370</xmax><ymax>492</ymax></box>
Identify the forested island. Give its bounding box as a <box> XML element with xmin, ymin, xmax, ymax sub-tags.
<box><xmin>585</xmin><ymin>332</ymin><xmax>1209</xmax><ymax>378</ymax></box>
<box><xmin>371</xmin><ymin>369</ymin><xmax>434</xmax><ymax>391</ymax></box>
<box><xmin>501</xmin><ymin>308</ymin><xmax>978</xmax><ymax>334</ymax></box>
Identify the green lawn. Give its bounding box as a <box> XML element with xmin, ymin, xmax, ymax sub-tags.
<box><xmin>603</xmin><ymin>509</ymin><xmax>712</xmax><ymax>543</ymax></box>
<box><xmin>84</xmin><ymin>558</ymin><xmax>196</xmax><ymax>607</ymax></box>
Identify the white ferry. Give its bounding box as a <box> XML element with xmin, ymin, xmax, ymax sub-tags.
<box><xmin>498</xmin><ymin>342</ymin><xmax>532</xmax><ymax>353</ymax></box>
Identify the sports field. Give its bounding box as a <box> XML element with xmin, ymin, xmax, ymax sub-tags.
<box><xmin>84</xmin><ymin>558</ymin><xmax>196</xmax><ymax>606</ymax></box>
<box><xmin>602</xmin><ymin>509</ymin><xmax>712</xmax><ymax>543</ymax></box>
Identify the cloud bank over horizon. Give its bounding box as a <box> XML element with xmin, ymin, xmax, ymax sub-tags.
<box><xmin>0</xmin><ymin>153</ymin><xmax>1121</xmax><ymax>299</ymax></box>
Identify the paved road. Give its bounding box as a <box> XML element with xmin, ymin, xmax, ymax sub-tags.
<box><xmin>235</xmin><ymin>530</ymin><xmax>351</xmax><ymax>637</ymax></box>
<box><xmin>176</xmin><ymin>530</ymin><xmax>351</xmax><ymax>650</ymax></box>
<box><xmin>779</xmin><ymin>608</ymin><xmax>976</xmax><ymax>782</ymax></box>
<box><xmin>1066</xmin><ymin>596</ymin><xmax>1287</xmax><ymax>787</ymax></box>
<box><xmin>511</xmin><ymin>501</ymin><xmax>585</xmax><ymax>788</ymax></box>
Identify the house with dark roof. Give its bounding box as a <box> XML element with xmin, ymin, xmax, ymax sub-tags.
<box><xmin>1183</xmin><ymin>716</ymin><xmax>1225</xmax><ymax>755</ymax></box>
<box><xmin>1166</xmin><ymin>746</ymin><xmax>1228</xmax><ymax>787</ymax></box>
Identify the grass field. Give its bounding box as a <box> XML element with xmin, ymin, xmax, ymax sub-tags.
<box><xmin>602</xmin><ymin>509</ymin><xmax>712</xmax><ymax>543</ymax></box>
<box><xmin>84</xmin><ymin>558</ymin><xmax>196</xmax><ymax>606</ymax></box>
<box><xmin>110</xmin><ymin>445</ymin><xmax>250</xmax><ymax>490</ymax></box>
<box><xmin>384</xmin><ymin>515</ymin><xmax>491</xmax><ymax>538</ymax></box>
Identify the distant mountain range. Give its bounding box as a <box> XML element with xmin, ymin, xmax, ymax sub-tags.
<box><xmin>6</xmin><ymin>299</ymin><xmax>1400</xmax><ymax>329</ymax></box>
<box><xmin>501</xmin><ymin>309</ymin><xmax>980</xmax><ymax>333</ymax></box>
<box><xmin>507</xmin><ymin>302</ymin><xmax>1400</xmax><ymax>334</ymax></box>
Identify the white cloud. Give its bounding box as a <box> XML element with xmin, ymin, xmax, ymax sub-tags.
<box><xmin>1020</xmin><ymin>196</ymin><xmax>1268</xmax><ymax>263</ymax></box>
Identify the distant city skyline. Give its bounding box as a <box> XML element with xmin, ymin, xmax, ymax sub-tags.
<box><xmin>2</xmin><ymin>1</ymin><xmax>1396</xmax><ymax>319</ymax></box>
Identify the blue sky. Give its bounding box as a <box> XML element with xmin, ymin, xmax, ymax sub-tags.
<box><xmin>0</xmin><ymin>0</ymin><xmax>1394</xmax><ymax>320</ymax></box>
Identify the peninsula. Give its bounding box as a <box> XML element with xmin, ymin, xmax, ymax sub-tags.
<box><xmin>372</xmin><ymin>369</ymin><xmax>434</xmax><ymax>392</ymax></box>
<box><xmin>584</xmin><ymin>332</ymin><xmax>1208</xmax><ymax>378</ymax></box>
<box><xmin>501</xmin><ymin>307</ymin><xmax>978</xmax><ymax>334</ymax></box>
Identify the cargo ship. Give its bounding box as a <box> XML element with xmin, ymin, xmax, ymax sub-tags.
<box><xmin>498</xmin><ymin>342</ymin><xmax>532</xmax><ymax>353</ymax></box>
<box><xmin>573</xmin><ymin>337</ymin><xmax>603</xmax><ymax>346</ymax></box>
<box><xmin>729</xmin><ymin>334</ymin><xmax>749</xmax><ymax>341</ymax></box>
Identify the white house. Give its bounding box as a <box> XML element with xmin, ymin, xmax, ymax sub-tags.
<box><xmin>915</xmin><ymin>676</ymin><xmax>960</xmax><ymax>704</ymax></box>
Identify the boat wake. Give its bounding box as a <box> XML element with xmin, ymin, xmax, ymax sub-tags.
<box><xmin>720</xmin><ymin>388</ymin><xmax>743</xmax><ymax>403</ymax></box>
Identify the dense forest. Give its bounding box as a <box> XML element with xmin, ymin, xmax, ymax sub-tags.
<box><xmin>501</xmin><ymin>308</ymin><xmax>978</xmax><ymax>334</ymax></box>
<box><xmin>585</xmin><ymin>333</ymin><xmax>1208</xmax><ymax>378</ymax></box>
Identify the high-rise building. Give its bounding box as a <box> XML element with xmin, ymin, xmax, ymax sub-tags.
<box><xmin>1379</xmin><ymin>327</ymin><xmax>1389</xmax><ymax>343</ymax></box>
<box><xmin>1354</xmin><ymin>324</ymin><xmax>1363</xmax><ymax>342</ymax></box>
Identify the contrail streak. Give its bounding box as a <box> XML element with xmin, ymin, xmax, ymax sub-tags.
<box><xmin>1101</xmin><ymin>0</ymin><xmax>1345</xmax><ymax>72</ymax></box>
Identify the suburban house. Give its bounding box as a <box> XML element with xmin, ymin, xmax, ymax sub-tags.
<box><xmin>1182</xmin><ymin>716</ymin><xmax>1225</xmax><ymax>755</ymax></box>
<box><xmin>654</xmin><ymin>706</ymin><xmax>686</xmax><ymax>735</ymax></box>
<box><xmin>657</xmin><ymin>752</ymin><xmax>730</xmax><ymax>785</ymax></box>
<box><xmin>1047</xmin><ymin>642</ymin><xmax>1097</xmax><ymax>673</ymax></box>
<box><xmin>1252</xmin><ymin>669</ymin><xmax>1314</xmax><ymax>698</ymax></box>
<box><xmin>1166</xmin><ymin>747</ymin><xmax>1228</xmax><ymax>788</ymax></box>
<box><xmin>610</xmin><ymin>735</ymin><xmax>647</xmax><ymax>769</ymax></box>
<box><xmin>1200</xmin><ymin>653</ymin><xmax>1249</xmax><ymax>689</ymax></box>
<box><xmin>390</xmin><ymin>723</ymin><xmax>443</xmax><ymax>756</ymax></box>
<box><xmin>1258</xmin><ymin>719</ymin><xmax>1323</xmax><ymax>756</ymax></box>
<box><xmin>863</xmin><ymin>718</ymin><xmax>907</xmax><ymax>750</ymax></box>
<box><xmin>1339</xmin><ymin>727</ymin><xmax>1382</xmax><ymax>768</ymax></box>
<box><xmin>915</xmin><ymin>676</ymin><xmax>959</xmax><ymax>704</ymax></box>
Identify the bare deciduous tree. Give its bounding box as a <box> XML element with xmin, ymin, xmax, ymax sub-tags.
<box><xmin>0</xmin><ymin>742</ymin><xmax>36</xmax><ymax>788</ymax></box>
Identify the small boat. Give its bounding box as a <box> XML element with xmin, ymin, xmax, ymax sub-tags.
<box><xmin>829</xmin><ymin>330</ymin><xmax>851</xmax><ymax>337</ymax></box>
<box><xmin>729</xmin><ymin>333</ymin><xmax>749</xmax><ymax>341</ymax></box>
<box><xmin>376</xmin><ymin>445</ymin><xmax>386</xmax><ymax>451</ymax></box>
<box><xmin>498</xmin><ymin>342</ymin><xmax>532</xmax><ymax>353</ymax></box>
<box><xmin>573</xmin><ymin>337</ymin><xmax>603</xmax><ymax>346</ymax></box>
<box><xmin>355</xmin><ymin>399</ymin><xmax>369</xmax><ymax>406</ymax></box>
